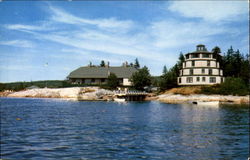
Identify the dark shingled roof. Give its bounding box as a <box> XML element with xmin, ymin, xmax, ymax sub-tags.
<box><xmin>68</xmin><ymin>66</ymin><xmax>138</xmax><ymax>79</ymax></box>
<box><xmin>186</xmin><ymin>50</ymin><xmax>211</xmax><ymax>55</ymax></box>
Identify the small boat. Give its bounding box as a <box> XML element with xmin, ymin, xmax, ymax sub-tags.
<box><xmin>192</xmin><ymin>101</ymin><xmax>220</xmax><ymax>106</ymax></box>
<box><xmin>114</xmin><ymin>98</ymin><xmax>126</xmax><ymax>102</ymax></box>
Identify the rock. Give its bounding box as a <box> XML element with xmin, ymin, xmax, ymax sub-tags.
<box><xmin>7</xmin><ymin>87</ymin><xmax>114</xmax><ymax>100</ymax></box>
<box><xmin>158</xmin><ymin>93</ymin><xmax>249</xmax><ymax>104</ymax></box>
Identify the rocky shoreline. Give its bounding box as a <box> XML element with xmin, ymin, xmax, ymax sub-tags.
<box><xmin>0</xmin><ymin>87</ymin><xmax>249</xmax><ymax>104</ymax></box>
<box><xmin>158</xmin><ymin>93</ymin><xmax>249</xmax><ymax>104</ymax></box>
<box><xmin>0</xmin><ymin>87</ymin><xmax>114</xmax><ymax>101</ymax></box>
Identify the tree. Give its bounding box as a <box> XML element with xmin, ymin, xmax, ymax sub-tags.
<box><xmin>129</xmin><ymin>62</ymin><xmax>133</xmax><ymax>67</ymax></box>
<box><xmin>159</xmin><ymin>53</ymin><xmax>185</xmax><ymax>91</ymax></box>
<box><xmin>212</xmin><ymin>46</ymin><xmax>221</xmax><ymax>61</ymax></box>
<box><xmin>100</xmin><ymin>60</ymin><xmax>105</xmax><ymax>67</ymax></box>
<box><xmin>177</xmin><ymin>52</ymin><xmax>185</xmax><ymax>68</ymax></box>
<box><xmin>219</xmin><ymin>78</ymin><xmax>248</xmax><ymax>96</ymax></box>
<box><xmin>163</xmin><ymin>65</ymin><xmax>168</xmax><ymax>75</ymax></box>
<box><xmin>134</xmin><ymin>58</ymin><xmax>140</xmax><ymax>69</ymax></box>
<box><xmin>130</xmin><ymin>66</ymin><xmax>151</xmax><ymax>90</ymax></box>
<box><xmin>159</xmin><ymin>64</ymin><xmax>179</xmax><ymax>91</ymax></box>
<box><xmin>107</xmin><ymin>73</ymin><xmax>119</xmax><ymax>89</ymax></box>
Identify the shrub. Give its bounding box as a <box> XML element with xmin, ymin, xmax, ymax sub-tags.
<box><xmin>106</xmin><ymin>73</ymin><xmax>119</xmax><ymax>90</ymax></box>
<box><xmin>200</xmin><ymin>78</ymin><xmax>249</xmax><ymax>96</ymax></box>
<box><xmin>218</xmin><ymin>78</ymin><xmax>248</xmax><ymax>96</ymax></box>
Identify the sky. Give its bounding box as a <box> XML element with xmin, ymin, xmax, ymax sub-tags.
<box><xmin>0</xmin><ymin>0</ymin><xmax>249</xmax><ymax>82</ymax></box>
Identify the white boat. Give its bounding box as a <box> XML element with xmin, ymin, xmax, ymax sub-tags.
<box><xmin>114</xmin><ymin>98</ymin><xmax>126</xmax><ymax>102</ymax></box>
<box><xmin>192</xmin><ymin>101</ymin><xmax>220</xmax><ymax>106</ymax></box>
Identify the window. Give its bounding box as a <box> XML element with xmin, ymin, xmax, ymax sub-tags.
<box><xmin>179</xmin><ymin>78</ymin><xmax>182</xmax><ymax>83</ymax></box>
<box><xmin>187</xmin><ymin>77</ymin><xmax>193</xmax><ymax>83</ymax></box>
<box><xmin>209</xmin><ymin>69</ymin><xmax>212</xmax><ymax>75</ymax></box>
<box><xmin>190</xmin><ymin>69</ymin><xmax>193</xmax><ymax>75</ymax></box>
<box><xmin>207</xmin><ymin>60</ymin><xmax>210</xmax><ymax>66</ymax></box>
<box><xmin>221</xmin><ymin>77</ymin><xmax>224</xmax><ymax>83</ymax></box>
<box><xmin>210</xmin><ymin>77</ymin><xmax>216</xmax><ymax>83</ymax></box>
<box><xmin>202</xmin><ymin>77</ymin><xmax>206</xmax><ymax>82</ymax></box>
<box><xmin>186</xmin><ymin>55</ymin><xmax>189</xmax><ymax>59</ymax></box>
<box><xmin>192</xmin><ymin>61</ymin><xmax>195</xmax><ymax>66</ymax></box>
<box><xmin>180</xmin><ymin>70</ymin><xmax>183</xmax><ymax>76</ymax></box>
<box><xmin>191</xmin><ymin>54</ymin><xmax>199</xmax><ymax>58</ymax></box>
<box><xmin>196</xmin><ymin>77</ymin><xmax>200</xmax><ymax>82</ymax></box>
<box><xmin>101</xmin><ymin>78</ymin><xmax>105</xmax><ymax>82</ymax></box>
<box><xmin>202</xmin><ymin>53</ymin><xmax>209</xmax><ymax>58</ymax></box>
<box><xmin>91</xmin><ymin>78</ymin><xmax>95</xmax><ymax>83</ymax></box>
<box><xmin>202</xmin><ymin>68</ymin><xmax>205</xmax><ymax>74</ymax></box>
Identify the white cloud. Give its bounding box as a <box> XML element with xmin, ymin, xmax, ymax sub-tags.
<box><xmin>168</xmin><ymin>1</ymin><xmax>248</xmax><ymax>22</ymax></box>
<box><xmin>60</xmin><ymin>48</ymin><xmax>122</xmax><ymax>64</ymax></box>
<box><xmin>49</xmin><ymin>6</ymin><xmax>134</xmax><ymax>32</ymax></box>
<box><xmin>150</xmin><ymin>19</ymin><xmax>233</xmax><ymax>48</ymax></box>
<box><xmin>2</xmin><ymin>5</ymin><xmax>247</xmax><ymax>76</ymax></box>
<box><xmin>5</xmin><ymin>24</ymin><xmax>49</xmax><ymax>31</ymax></box>
<box><xmin>0</xmin><ymin>40</ymin><xmax>35</xmax><ymax>48</ymax></box>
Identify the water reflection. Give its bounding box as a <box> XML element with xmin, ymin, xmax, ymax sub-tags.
<box><xmin>0</xmin><ymin>98</ymin><xmax>249</xmax><ymax>160</ymax></box>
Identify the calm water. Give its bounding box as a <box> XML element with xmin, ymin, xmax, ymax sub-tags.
<box><xmin>0</xmin><ymin>98</ymin><xmax>249</xmax><ymax>160</ymax></box>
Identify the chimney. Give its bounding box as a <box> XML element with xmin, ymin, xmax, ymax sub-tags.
<box><xmin>122</xmin><ymin>61</ymin><xmax>128</xmax><ymax>67</ymax></box>
<box><xmin>106</xmin><ymin>61</ymin><xmax>110</xmax><ymax>68</ymax></box>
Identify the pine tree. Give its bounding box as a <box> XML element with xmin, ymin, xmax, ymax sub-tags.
<box><xmin>177</xmin><ymin>52</ymin><xmax>185</xmax><ymax>68</ymax></box>
<box><xmin>100</xmin><ymin>60</ymin><xmax>105</xmax><ymax>67</ymax></box>
<box><xmin>134</xmin><ymin>58</ymin><xmax>140</xmax><ymax>69</ymax></box>
<box><xmin>163</xmin><ymin>65</ymin><xmax>168</xmax><ymax>75</ymax></box>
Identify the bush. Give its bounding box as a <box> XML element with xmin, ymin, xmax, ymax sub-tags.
<box><xmin>130</xmin><ymin>66</ymin><xmax>151</xmax><ymax>91</ymax></box>
<box><xmin>200</xmin><ymin>78</ymin><xmax>249</xmax><ymax>96</ymax></box>
<box><xmin>106</xmin><ymin>73</ymin><xmax>119</xmax><ymax>90</ymax></box>
<box><xmin>219</xmin><ymin>78</ymin><xmax>248</xmax><ymax>96</ymax></box>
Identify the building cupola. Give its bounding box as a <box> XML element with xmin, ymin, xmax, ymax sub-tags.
<box><xmin>196</xmin><ymin>44</ymin><xmax>207</xmax><ymax>51</ymax></box>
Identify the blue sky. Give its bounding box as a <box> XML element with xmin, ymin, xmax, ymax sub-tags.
<box><xmin>0</xmin><ymin>1</ymin><xmax>248</xmax><ymax>82</ymax></box>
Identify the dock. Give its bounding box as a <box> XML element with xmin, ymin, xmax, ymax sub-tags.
<box><xmin>113</xmin><ymin>90</ymin><xmax>148</xmax><ymax>101</ymax></box>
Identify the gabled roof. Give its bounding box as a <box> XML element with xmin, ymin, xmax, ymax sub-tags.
<box><xmin>68</xmin><ymin>66</ymin><xmax>138</xmax><ymax>79</ymax></box>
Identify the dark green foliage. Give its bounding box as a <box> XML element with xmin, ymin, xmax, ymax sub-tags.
<box><xmin>106</xmin><ymin>73</ymin><xmax>119</xmax><ymax>89</ymax></box>
<box><xmin>178</xmin><ymin>52</ymin><xmax>185</xmax><ymax>68</ymax></box>
<box><xmin>130</xmin><ymin>66</ymin><xmax>151</xmax><ymax>90</ymax></box>
<box><xmin>100</xmin><ymin>60</ymin><xmax>105</xmax><ymax>67</ymax></box>
<box><xmin>159</xmin><ymin>53</ymin><xmax>184</xmax><ymax>91</ymax></box>
<box><xmin>134</xmin><ymin>58</ymin><xmax>140</xmax><ymax>69</ymax></box>
<box><xmin>200</xmin><ymin>78</ymin><xmax>249</xmax><ymax>96</ymax></box>
<box><xmin>222</xmin><ymin>46</ymin><xmax>249</xmax><ymax>85</ymax></box>
<box><xmin>163</xmin><ymin>65</ymin><xmax>168</xmax><ymax>75</ymax></box>
<box><xmin>159</xmin><ymin>64</ymin><xmax>179</xmax><ymax>91</ymax></box>
<box><xmin>151</xmin><ymin>76</ymin><xmax>161</xmax><ymax>87</ymax></box>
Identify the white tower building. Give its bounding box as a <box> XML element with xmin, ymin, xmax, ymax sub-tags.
<box><xmin>178</xmin><ymin>44</ymin><xmax>224</xmax><ymax>85</ymax></box>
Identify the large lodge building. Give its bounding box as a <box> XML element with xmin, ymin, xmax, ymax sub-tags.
<box><xmin>67</xmin><ymin>62</ymin><xmax>137</xmax><ymax>86</ymax></box>
<box><xmin>178</xmin><ymin>44</ymin><xmax>224</xmax><ymax>85</ymax></box>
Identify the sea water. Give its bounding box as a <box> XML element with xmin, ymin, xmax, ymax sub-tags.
<box><xmin>0</xmin><ymin>97</ymin><xmax>249</xmax><ymax>160</ymax></box>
